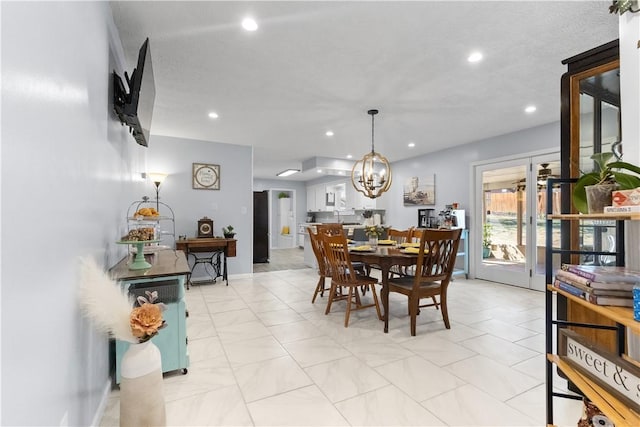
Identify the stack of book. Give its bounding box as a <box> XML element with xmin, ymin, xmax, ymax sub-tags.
<box><xmin>553</xmin><ymin>264</ymin><xmax>640</xmax><ymax>307</ymax></box>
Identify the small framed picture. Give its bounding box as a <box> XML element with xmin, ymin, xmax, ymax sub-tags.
<box><xmin>192</xmin><ymin>163</ymin><xmax>220</xmax><ymax>190</ymax></box>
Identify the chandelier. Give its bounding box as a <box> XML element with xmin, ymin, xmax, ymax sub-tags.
<box><xmin>351</xmin><ymin>109</ymin><xmax>392</xmax><ymax>199</ymax></box>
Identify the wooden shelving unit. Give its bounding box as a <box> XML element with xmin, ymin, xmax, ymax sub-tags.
<box><xmin>548</xmin><ymin>285</ymin><xmax>640</xmax><ymax>335</ymax></box>
<box><xmin>547</xmin><ymin>354</ymin><xmax>640</xmax><ymax>426</ymax></box>
<box><xmin>546</xmin><ymin>205</ymin><xmax>640</xmax><ymax>426</ymax></box>
<box><xmin>548</xmin><ymin>212</ymin><xmax>640</xmax><ymax>221</ymax></box>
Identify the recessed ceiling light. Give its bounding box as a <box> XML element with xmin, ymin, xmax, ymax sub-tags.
<box><xmin>276</xmin><ymin>169</ymin><xmax>299</xmax><ymax>177</ymax></box>
<box><xmin>325</xmin><ymin>130</ymin><xmax>334</xmax><ymax>137</ymax></box>
<box><xmin>346</xmin><ymin>154</ymin><xmax>353</xmax><ymax>159</ymax></box>
<box><xmin>242</xmin><ymin>17</ymin><xmax>258</xmax><ymax>31</ymax></box>
<box><xmin>408</xmin><ymin>142</ymin><xmax>415</xmax><ymax>148</ymax></box>
<box><xmin>317</xmin><ymin>169</ymin><xmax>322</xmax><ymax>173</ymax></box>
<box><xmin>208</xmin><ymin>112</ymin><xmax>219</xmax><ymax>119</ymax></box>
<box><xmin>467</xmin><ymin>51</ymin><xmax>483</xmax><ymax>63</ymax></box>
<box><xmin>525</xmin><ymin>105</ymin><xmax>537</xmax><ymax>113</ymax></box>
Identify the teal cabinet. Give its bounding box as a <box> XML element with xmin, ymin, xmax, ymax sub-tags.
<box><xmin>110</xmin><ymin>250</ymin><xmax>191</xmax><ymax>384</ymax></box>
<box><xmin>452</xmin><ymin>229</ymin><xmax>468</xmax><ymax>278</ymax></box>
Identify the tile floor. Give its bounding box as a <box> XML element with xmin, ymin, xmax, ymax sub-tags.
<box><xmin>100</xmin><ymin>269</ymin><xmax>583</xmax><ymax>426</ymax></box>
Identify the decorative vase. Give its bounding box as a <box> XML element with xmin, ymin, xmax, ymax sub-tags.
<box><xmin>119</xmin><ymin>340</ymin><xmax>166</xmax><ymax>427</ymax></box>
<box><xmin>368</xmin><ymin>236</ymin><xmax>378</xmax><ymax>247</ymax></box>
<box><xmin>585</xmin><ymin>184</ymin><xmax>617</xmax><ymax>213</ymax></box>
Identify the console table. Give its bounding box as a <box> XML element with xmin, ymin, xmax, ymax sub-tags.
<box><xmin>175</xmin><ymin>237</ymin><xmax>237</xmax><ymax>286</ymax></box>
<box><xmin>110</xmin><ymin>249</ymin><xmax>191</xmax><ymax>383</ymax></box>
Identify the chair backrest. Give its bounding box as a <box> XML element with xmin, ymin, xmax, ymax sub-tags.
<box><xmin>413</xmin><ymin>228</ymin><xmax>462</xmax><ymax>286</ymax></box>
<box><xmin>387</xmin><ymin>228</ymin><xmax>412</xmax><ymax>244</ymax></box>
<box><xmin>316</xmin><ymin>223</ymin><xmax>344</xmax><ymax>236</ymax></box>
<box><xmin>409</xmin><ymin>227</ymin><xmax>422</xmax><ymax>243</ymax></box>
<box><xmin>320</xmin><ymin>232</ymin><xmax>358</xmax><ymax>285</ymax></box>
<box><xmin>307</xmin><ymin>227</ymin><xmax>329</xmax><ymax>276</ymax></box>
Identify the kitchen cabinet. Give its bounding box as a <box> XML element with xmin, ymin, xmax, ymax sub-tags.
<box><xmin>306</xmin><ymin>184</ymin><xmax>326</xmax><ymax>212</ymax></box>
<box><xmin>307</xmin><ymin>179</ymin><xmax>379</xmax><ymax>212</ymax></box>
<box><xmin>345</xmin><ymin>181</ymin><xmax>376</xmax><ymax>210</ymax></box>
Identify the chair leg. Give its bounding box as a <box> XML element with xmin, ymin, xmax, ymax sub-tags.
<box><xmin>370</xmin><ymin>284</ymin><xmax>382</xmax><ymax>320</ymax></box>
<box><xmin>354</xmin><ymin>286</ymin><xmax>362</xmax><ymax>306</ymax></box>
<box><xmin>409</xmin><ymin>296</ymin><xmax>419</xmax><ymax>336</ymax></box>
<box><xmin>440</xmin><ymin>292</ymin><xmax>450</xmax><ymax>329</ymax></box>
<box><xmin>312</xmin><ymin>276</ymin><xmax>325</xmax><ymax>303</ymax></box>
<box><xmin>344</xmin><ymin>286</ymin><xmax>353</xmax><ymax>327</ymax></box>
<box><xmin>431</xmin><ymin>296</ymin><xmax>439</xmax><ymax>310</ymax></box>
<box><xmin>325</xmin><ymin>281</ymin><xmax>337</xmax><ymax>315</ymax></box>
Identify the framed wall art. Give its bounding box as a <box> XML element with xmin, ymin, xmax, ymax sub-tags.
<box><xmin>403</xmin><ymin>174</ymin><xmax>435</xmax><ymax>206</ymax></box>
<box><xmin>192</xmin><ymin>163</ymin><xmax>220</xmax><ymax>190</ymax></box>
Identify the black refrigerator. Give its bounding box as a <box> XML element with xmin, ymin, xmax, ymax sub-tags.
<box><xmin>253</xmin><ymin>191</ymin><xmax>269</xmax><ymax>263</ymax></box>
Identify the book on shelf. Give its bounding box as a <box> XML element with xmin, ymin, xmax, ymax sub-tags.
<box><xmin>561</xmin><ymin>263</ymin><xmax>640</xmax><ymax>284</ymax></box>
<box><xmin>603</xmin><ymin>205</ymin><xmax>640</xmax><ymax>213</ymax></box>
<box><xmin>555</xmin><ymin>268</ymin><xmax>638</xmax><ymax>291</ymax></box>
<box><xmin>553</xmin><ymin>272</ymin><xmax>633</xmax><ymax>296</ymax></box>
<box><xmin>552</xmin><ymin>279</ymin><xmax>633</xmax><ymax>307</ymax></box>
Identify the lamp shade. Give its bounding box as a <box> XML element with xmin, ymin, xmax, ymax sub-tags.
<box><xmin>148</xmin><ymin>173</ymin><xmax>168</xmax><ymax>184</ymax></box>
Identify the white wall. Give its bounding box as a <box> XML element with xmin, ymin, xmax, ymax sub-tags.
<box><xmin>147</xmin><ymin>135</ymin><xmax>253</xmax><ymax>276</ymax></box>
<box><xmin>379</xmin><ymin>121</ymin><xmax>561</xmax><ymax>231</ymax></box>
<box><xmin>2</xmin><ymin>3</ymin><xmax>143</xmax><ymax>425</ymax></box>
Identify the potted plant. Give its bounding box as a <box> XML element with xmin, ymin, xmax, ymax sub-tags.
<box><xmin>572</xmin><ymin>152</ymin><xmax>640</xmax><ymax>214</ymax></box>
<box><xmin>365</xmin><ymin>225</ymin><xmax>384</xmax><ymax>246</ymax></box>
<box><xmin>278</xmin><ymin>192</ymin><xmax>289</xmax><ymax>199</ymax></box>
<box><xmin>482</xmin><ymin>223</ymin><xmax>492</xmax><ymax>258</ymax></box>
<box><xmin>222</xmin><ymin>225</ymin><xmax>236</xmax><ymax>238</ymax></box>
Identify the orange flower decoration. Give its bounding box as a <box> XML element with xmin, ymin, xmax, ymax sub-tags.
<box><xmin>130</xmin><ymin>303</ymin><xmax>164</xmax><ymax>340</ymax></box>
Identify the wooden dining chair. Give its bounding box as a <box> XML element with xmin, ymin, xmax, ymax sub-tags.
<box><xmin>320</xmin><ymin>232</ymin><xmax>382</xmax><ymax>327</ymax></box>
<box><xmin>408</xmin><ymin>227</ymin><xmax>423</xmax><ymax>243</ymax></box>
<box><xmin>309</xmin><ymin>224</ymin><xmax>367</xmax><ymax>303</ymax></box>
<box><xmin>316</xmin><ymin>223</ymin><xmax>345</xmax><ymax>236</ymax></box>
<box><xmin>387</xmin><ymin>228</ymin><xmax>412</xmax><ymax>245</ymax></box>
<box><xmin>386</xmin><ymin>228</ymin><xmax>413</xmax><ymax>278</ymax></box>
<box><xmin>308</xmin><ymin>227</ymin><xmax>333</xmax><ymax>303</ymax></box>
<box><xmin>387</xmin><ymin>228</ymin><xmax>462</xmax><ymax>336</ymax></box>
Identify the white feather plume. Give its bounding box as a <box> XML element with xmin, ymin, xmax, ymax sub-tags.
<box><xmin>78</xmin><ymin>256</ymin><xmax>136</xmax><ymax>343</ymax></box>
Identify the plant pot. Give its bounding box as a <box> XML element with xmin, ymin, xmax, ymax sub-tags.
<box><xmin>585</xmin><ymin>184</ymin><xmax>617</xmax><ymax>213</ymax></box>
<box><xmin>482</xmin><ymin>246</ymin><xmax>491</xmax><ymax>259</ymax></box>
<box><xmin>224</xmin><ymin>233</ymin><xmax>236</xmax><ymax>239</ymax></box>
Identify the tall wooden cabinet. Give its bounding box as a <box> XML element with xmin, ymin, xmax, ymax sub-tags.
<box><xmin>558</xmin><ymin>39</ymin><xmax>622</xmax><ymax>353</ymax></box>
<box><xmin>545</xmin><ymin>39</ymin><xmax>640</xmax><ymax>426</ymax></box>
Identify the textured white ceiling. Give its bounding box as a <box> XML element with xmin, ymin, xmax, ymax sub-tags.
<box><xmin>110</xmin><ymin>1</ymin><xmax>618</xmax><ymax>181</ymax></box>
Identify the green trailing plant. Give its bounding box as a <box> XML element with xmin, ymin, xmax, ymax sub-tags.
<box><xmin>572</xmin><ymin>152</ymin><xmax>640</xmax><ymax>214</ymax></box>
<box><xmin>482</xmin><ymin>223</ymin><xmax>492</xmax><ymax>248</ymax></box>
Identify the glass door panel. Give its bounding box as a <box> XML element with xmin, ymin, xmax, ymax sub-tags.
<box><xmin>475</xmin><ymin>154</ymin><xmax>560</xmax><ymax>290</ymax></box>
<box><xmin>476</xmin><ymin>161</ymin><xmax>529</xmax><ymax>288</ymax></box>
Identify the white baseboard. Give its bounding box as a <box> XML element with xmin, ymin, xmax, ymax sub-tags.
<box><xmin>90</xmin><ymin>377</ymin><xmax>113</xmax><ymax>427</ymax></box>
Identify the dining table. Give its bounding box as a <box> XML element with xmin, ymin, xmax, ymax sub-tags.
<box><xmin>348</xmin><ymin>244</ymin><xmax>419</xmax><ymax>333</ymax></box>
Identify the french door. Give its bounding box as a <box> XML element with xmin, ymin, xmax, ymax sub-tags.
<box><xmin>474</xmin><ymin>153</ymin><xmax>560</xmax><ymax>291</ymax></box>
